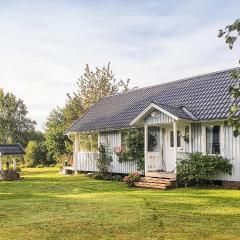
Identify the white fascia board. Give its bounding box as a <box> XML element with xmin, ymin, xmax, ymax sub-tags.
<box><xmin>130</xmin><ymin>103</ymin><xmax>179</xmax><ymax>126</ymax></box>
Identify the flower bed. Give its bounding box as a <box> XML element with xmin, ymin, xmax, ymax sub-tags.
<box><xmin>123</xmin><ymin>172</ymin><xmax>141</xmax><ymax>187</ymax></box>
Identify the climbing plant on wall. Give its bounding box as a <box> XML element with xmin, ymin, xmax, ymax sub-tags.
<box><xmin>114</xmin><ymin>128</ymin><xmax>144</xmax><ymax>171</ymax></box>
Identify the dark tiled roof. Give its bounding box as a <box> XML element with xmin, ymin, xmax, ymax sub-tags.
<box><xmin>0</xmin><ymin>144</ymin><xmax>25</xmax><ymax>155</ymax></box>
<box><xmin>66</xmin><ymin>68</ymin><xmax>239</xmax><ymax>133</ymax></box>
<box><xmin>152</xmin><ymin>102</ymin><xmax>193</xmax><ymax>120</ymax></box>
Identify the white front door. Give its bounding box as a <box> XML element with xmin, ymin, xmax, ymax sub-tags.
<box><xmin>146</xmin><ymin>126</ymin><xmax>162</xmax><ymax>171</ymax></box>
<box><xmin>163</xmin><ymin>127</ymin><xmax>174</xmax><ymax>172</ymax></box>
<box><xmin>163</xmin><ymin>126</ymin><xmax>185</xmax><ymax>172</ymax></box>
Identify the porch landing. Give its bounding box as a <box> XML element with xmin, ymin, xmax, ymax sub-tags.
<box><xmin>134</xmin><ymin>172</ymin><xmax>176</xmax><ymax>190</ymax></box>
<box><xmin>145</xmin><ymin>171</ymin><xmax>176</xmax><ymax>179</ymax></box>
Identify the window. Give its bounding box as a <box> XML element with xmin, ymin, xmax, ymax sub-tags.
<box><xmin>206</xmin><ymin>126</ymin><xmax>220</xmax><ymax>154</ymax></box>
<box><xmin>121</xmin><ymin>132</ymin><xmax>128</xmax><ymax>149</ymax></box>
<box><xmin>148</xmin><ymin>127</ymin><xmax>160</xmax><ymax>152</ymax></box>
<box><xmin>170</xmin><ymin>131</ymin><xmax>181</xmax><ymax>147</ymax></box>
<box><xmin>80</xmin><ymin>133</ymin><xmax>98</xmax><ymax>151</ymax></box>
<box><xmin>102</xmin><ymin>132</ymin><xmax>109</xmax><ymax>146</ymax></box>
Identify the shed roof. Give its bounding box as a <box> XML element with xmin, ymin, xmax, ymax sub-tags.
<box><xmin>66</xmin><ymin>67</ymin><xmax>239</xmax><ymax>133</ymax></box>
<box><xmin>0</xmin><ymin>144</ymin><xmax>25</xmax><ymax>155</ymax></box>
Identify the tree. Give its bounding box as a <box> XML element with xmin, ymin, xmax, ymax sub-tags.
<box><xmin>72</xmin><ymin>63</ymin><xmax>129</xmax><ymax>111</ymax></box>
<box><xmin>0</xmin><ymin>89</ymin><xmax>37</xmax><ymax>147</ymax></box>
<box><xmin>65</xmin><ymin>62</ymin><xmax>130</xmax><ymax>149</ymax></box>
<box><xmin>62</xmin><ymin>62</ymin><xmax>130</xmax><ymax>128</ymax></box>
<box><xmin>24</xmin><ymin>140</ymin><xmax>51</xmax><ymax>167</ymax></box>
<box><xmin>44</xmin><ymin>108</ymin><xmax>71</xmax><ymax>163</ymax></box>
<box><xmin>45</xmin><ymin>63</ymin><xmax>130</xmax><ymax>163</ymax></box>
<box><xmin>218</xmin><ymin>19</ymin><xmax>240</xmax><ymax>136</ymax></box>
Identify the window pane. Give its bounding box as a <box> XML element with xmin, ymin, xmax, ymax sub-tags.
<box><xmin>185</xmin><ymin>126</ymin><xmax>189</xmax><ymax>141</ymax></box>
<box><xmin>121</xmin><ymin>132</ymin><xmax>128</xmax><ymax>148</ymax></box>
<box><xmin>212</xmin><ymin>126</ymin><xmax>220</xmax><ymax>154</ymax></box>
<box><xmin>102</xmin><ymin>132</ymin><xmax>109</xmax><ymax>146</ymax></box>
<box><xmin>170</xmin><ymin>131</ymin><xmax>173</xmax><ymax>147</ymax></box>
<box><xmin>170</xmin><ymin>131</ymin><xmax>181</xmax><ymax>147</ymax></box>
<box><xmin>80</xmin><ymin>133</ymin><xmax>98</xmax><ymax>151</ymax></box>
<box><xmin>206</xmin><ymin>127</ymin><xmax>212</xmax><ymax>154</ymax></box>
<box><xmin>206</xmin><ymin>126</ymin><xmax>220</xmax><ymax>154</ymax></box>
<box><xmin>148</xmin><ymin>127</ymin><xmax>160</xmax><ymax>152</ymax></box>
<box><xmin>177</xmin><ymin>131</ymin><xmax>181</xmax><ymax>147</ymax></box>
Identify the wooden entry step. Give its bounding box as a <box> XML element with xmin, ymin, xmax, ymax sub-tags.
<box><xmin>134</xmin><ymin>181</ymin><xmax>169</xmax><ymax>190</ymax></box>
<box><xmin>143</xmin><ymin>177</ymin><xmax>175</xmax><ymax>185</ymax></box>
<box><xmin>145</xmin><ymin>171</ymin><xmax>176</xmax><ymax>180</ymax></box>
<box><xmin>134</xmin><ymin>176</ymin><xmax>176</xmax><ymax>190</ymax></box>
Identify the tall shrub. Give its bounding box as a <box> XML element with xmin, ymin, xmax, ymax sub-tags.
<box><xmin>177</xmin><ymin>153</ymin><xmax>232</xmax><ymax>186</ymax></box>
<box><xmin>95</xmin><ymin>144</ymin><xmax>112</xmax><ymax>176</ymax></box>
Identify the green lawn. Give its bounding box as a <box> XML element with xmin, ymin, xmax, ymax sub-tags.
<box><xmin>1</xmin><ymin>168</ymin><xmax>240</xmax><ymax>240</ymax></box>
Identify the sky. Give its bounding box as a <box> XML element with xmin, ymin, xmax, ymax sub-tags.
<box><xmin>0</xmin><ymin>0</ymin><xmax>240</xmax><ymax>131</ymax></box>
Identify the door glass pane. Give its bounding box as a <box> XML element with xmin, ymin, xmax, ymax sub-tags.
<box><xmin>148</xmin><ymin>127</ymin><xmax>160</xmax><ymax>152</ymax></box>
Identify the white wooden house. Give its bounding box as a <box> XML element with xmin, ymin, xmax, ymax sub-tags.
<box><xmin>65</xmin><ymin>68</ymin><xmax>240</xmax><ymax>185</ymax></box>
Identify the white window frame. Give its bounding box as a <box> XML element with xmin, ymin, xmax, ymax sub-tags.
<box><xmin>201</xmin><ymin>123</ymin><xmax>224</xmax><ymax>155</ymax></box>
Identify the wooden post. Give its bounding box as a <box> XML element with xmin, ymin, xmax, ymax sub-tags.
<box><xmin>0</xmin><ymin>153</ymin><xmax>2</xmax><ymax>172</ymax></box>
<box><xmin>13</xmin><ymin>159</ymin><xmax>16</xmax><ymax>170</ymax></box>
<box><xmin>73</xmin><ymin>133</ymin><xmax>80</xmax><ymax>171</ymax></box>
<box><xmin>144</xmin><ymin>124</ymin><xmax>148</xmax><ymax>176</ymax></box>
<box><xmin>173</xmin><ymin>121</ymin><xmax>177</xmax><ymax>171</ymax></box>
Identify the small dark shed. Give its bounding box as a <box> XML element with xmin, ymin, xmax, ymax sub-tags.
<box><xmin>0</xmin><ymin>144</ymin><xmax>25</xmax><ymax>180</ymax></box>
<box><xmin>0</xmin><ymin>144</ymin><xmax>25</xmax><ymax>155</ymax></box>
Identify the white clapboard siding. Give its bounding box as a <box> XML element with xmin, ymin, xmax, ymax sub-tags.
<box><xmin>145</xmin><ymin>111</ymin><xmax>174</xmax><ymax>125</ymax></box>
<box><xmin>75</xmin><ymin>152</ymin><xmax>97</xmax><ymax>172</ymax></box>
<box><xmin>99</xmin><ymin>131</ymin><xmax>140</xmax><ymax>174</ymax></box>
<box><xmin>220</xmin><ymin>125</ymin><xmax>240</xmax><ymax>181</ymax></box>
<box><xmin>190</xmin><ymin>123</ymin><xmax>240</xmax><ymax>181</ymax></box>
<box><xmin>75</xmin><ymin>123</ymin><xmax>240</xmax><ymax>180</ymax></box>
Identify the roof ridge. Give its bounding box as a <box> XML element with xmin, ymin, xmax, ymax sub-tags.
<box><xmin>103</xmin><ymin>66</ymin><xmax>239</xmax><ymax>99</ymax></box>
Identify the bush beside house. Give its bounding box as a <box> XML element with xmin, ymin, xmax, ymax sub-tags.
<box><xmin>177</xmin><ymin>153</ymin><xmax>232</xmax><ymax>187</ymax></box>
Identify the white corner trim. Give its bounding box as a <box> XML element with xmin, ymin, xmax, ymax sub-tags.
<box><xmin>130</xmin><ymin>103</ymin><xmax>179</xmax><ymax>125</ymax></box>
<box><xmin>201</xmin><ymin>125</ymin><xmax>206</xmax><ymax>153</ymax></box>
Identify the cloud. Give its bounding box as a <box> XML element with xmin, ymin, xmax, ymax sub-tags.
<box><xmin>0</xmin><ymin>0</ymin><xmax>239</xmax><ymax>130</ymax></box>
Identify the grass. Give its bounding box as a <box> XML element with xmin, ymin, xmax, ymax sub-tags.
<box><xmin>1</xmin><ymin>168</ymin><xmax>240</xmax><ymax>239</ymax></box>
